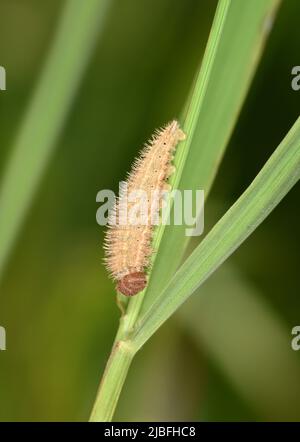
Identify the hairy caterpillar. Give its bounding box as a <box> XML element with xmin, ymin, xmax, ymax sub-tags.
<box><xmin>104</xmin><ymin>120</ymin><xmax>186</xmax><ymax>296</ymax></box>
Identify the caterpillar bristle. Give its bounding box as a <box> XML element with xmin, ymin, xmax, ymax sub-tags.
<box><xmin>104</xmin><ymin>120</ymin><xmax>186</xmax><ymax>296</ymax></box>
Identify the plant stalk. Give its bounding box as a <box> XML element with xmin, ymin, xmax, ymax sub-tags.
<box><xmin>89</xmin><ymin>339</ymin><xmax>135</xmax><ymax>422</ymax></box>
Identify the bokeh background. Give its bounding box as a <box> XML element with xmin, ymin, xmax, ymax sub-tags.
<box><xmin>0</xmin><ymin>0</ymin><xmax>299</xmax><ymax>421</ymax></box>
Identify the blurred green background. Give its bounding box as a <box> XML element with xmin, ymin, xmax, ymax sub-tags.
<box><xmin>0</xmin><ymin>0</ymin><xmax>299</xmax><ymax>421</ymax></box>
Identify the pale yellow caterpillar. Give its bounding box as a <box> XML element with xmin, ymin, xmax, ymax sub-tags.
<box><xmin>104</xmin><ymin>120</ymin><xmax>186</xmax><ymax>296</ymax></box>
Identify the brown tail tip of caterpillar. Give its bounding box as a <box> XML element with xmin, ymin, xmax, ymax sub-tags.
<box><xmin>117</xmin><ymin>272</ymin><xmax>147</xmax><ymax>296</ymax></box>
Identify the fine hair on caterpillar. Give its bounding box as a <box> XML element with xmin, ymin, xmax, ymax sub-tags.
<box><xmin>104</xmin><ymin>120</ymin><xmax>186</xmax><ymax>296</ymax></box>
<box><xmin>108</xmin><ymin>184</ymin><xmax>170</xmax><ymax>227</ymax></box>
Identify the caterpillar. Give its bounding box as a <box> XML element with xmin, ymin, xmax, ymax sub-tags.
<box><xmin>104</xmin><ymin>120</ymin><xmax>186</xmax><ymax>296</ymax></box>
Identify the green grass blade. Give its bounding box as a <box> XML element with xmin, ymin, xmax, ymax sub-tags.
<box><xmin>142</xmin><ymin>0</ymin><xmax>281</xmax><ymax>314</ymax></box>
<box><xmin>131</xmin><ymin>116</ymin><xmax>300</xmax><ymax>352</ymax></box>
<box><xmin>0</xmin><ymin>0</ymin><xmax>111</xmax><ymax>282</ymax></box>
